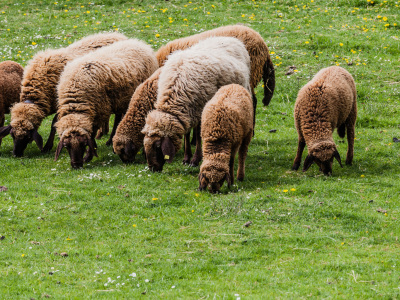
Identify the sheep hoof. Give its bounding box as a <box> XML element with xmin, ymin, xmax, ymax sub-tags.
<box><xmin>182</xmin><ymin>158</ymin><xmax>190</xmax><ymax>165</ymax></box>
<box><xmin>291</xmin><ymin>163</ymin><xmax>300</xmax><ymax>171</ymax></box>
<box><xmin>105</xmin><ymin>139</ymin><xmax>112</xmax><ymax>146</ymax></box>
<box><xmin>237</xmin><ymin>177</ymin><xmax>244</xmax><ymax>182</ymax></box>
<box><xmin>42</xmin><ymin>145</ymin><xmax>53</xmax><ymax>153</ymax></box>
<box><xmin>345</xmin><ymin>160</ymin><xmax>352</xmax><ymax>166</ymax></box>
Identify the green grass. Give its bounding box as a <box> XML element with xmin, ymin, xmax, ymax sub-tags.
<box><xmin>1</xmin><ymin>0</ymin><xmax>400</xmax><ymax>298</ymax></box>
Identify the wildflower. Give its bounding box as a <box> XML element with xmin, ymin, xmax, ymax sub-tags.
<box><xmin>283</xmin><ymin>189</ymin><xmax>288</xmax><ymax>193</ymax></box>
<box><xmin>32</xmin><ymin>42</ymin><xmax>37</xmax><ymax>45</ymax></box>
<box><xmin>339</xmin><ymin>43</ymin><xmax>343</xmax><ymax>46</ymax></box>
<box><xmin>290</xmin><ymin>188</ymin><xmax>296</xmax><ymax>191</ymax></box>
<box><xmin>133</xmin><ymin>224</ymin><xmax>137</xmax><ymax>227</ymax></box>
<box><xmin>361</xmin><ymin>175</ymin><xmax>365</xmax><ymax>178</ymax></box>
<box><xmin>129</xmin><ymin>273</ymin><xmax>137</xmax><ymax>277</ymax></box>
<box><xmin>21</xmin><ymin>254</ymin><xmax>25</xmax><ymax>257</ymax></box>
<box><xmin>152</xmin><ymin>197</ymin><xmax>158</xmax><ymax>200</ymax></box>
<box><xmin>305</xmin><ymin>41</ymin><xmax>309</xmax><ymax>44</ymax></box>
<box><xmin>382</xmin><ymin>16</ymin><xmax>388</xmax><ymax>21</ymax></box>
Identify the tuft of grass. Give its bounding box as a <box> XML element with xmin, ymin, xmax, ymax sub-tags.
<box><xmin>1</xmin><ymin>0</ymin><xmax>400</xmax><ymax>298</ymax></box>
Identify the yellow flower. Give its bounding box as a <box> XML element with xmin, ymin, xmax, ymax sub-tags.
<box><xmin>305</xmin><ymin>41</ymin><xmax>309</xmax><ymax>44</ymax></box>
<box><xmin>361</xmin><ymin>175</ymin><xmax>365</xmax><ymax>178</ymax></box>
<box><xmin>191</xmin><ymin>210</ymin><xmax>194</xmax><ymax>212</ymax></box>
<box><xmin>32</xmin><ymin>42</ymin><xmax>36</xmax><ymax>45</ymax></box>
<box><xmin>21</xmin><ymin>254</ymin><xmax>25</xmax><ymax>257</ymax></box>
<box><xmin>152</xmin><ymin>197</ymin><xmax>158</xmax><ymax>200</ymax></box>
<box><xmin>341</xmin><ymin>242</ymin><xmax>344</xmax><ymax>245</ymax></box>
<box><xmin>385</xmin><ymin>23</ymin><xmax>389</xmax><ymax>27</ymax></box>
<box><xmin>270</xmin><ymin>51</ymin><xmax>275</xmax><ymax>54</ymax></box>
<box><xmin>195</xmin><ymin>193</ymin><xmax>199</xmax><ymax>197</ymax></box>
<box><xmin>290</xmin><ymin>188</ymin><xmax>296</xmax><ymax>191</ymax></box>
<box><xmin>383</xmin><ymin>16</ymin><xmax>388</xmax><ymax>21</ymax></box>
<box><xmin>339</xmin><ymin>43</ymin><xmax>343</xmax><ymax>46</ymax></box>
<box><xmin>283</xmin><ymin>189</ymin><xmax>288</xmax><ymax>193</ymax></box>
<box><xmin>207</xmin><ymin>11</ymin><xmax>210</xmax><ymax>14</ymax></box>
<box><xmin>133</xmin><ymin>224</ymin><xmax>137</xmax><ymax>227</ymax></box>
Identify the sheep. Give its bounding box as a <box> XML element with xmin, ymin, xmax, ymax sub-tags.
<box><xmin>142</xmin><ymin>36</ymin><xmax>251</xmax><ymax>172</ymax></box>
<box><xmin>54</xmin><ymin>39</ymin><xmax>158</xmax><ymax>169</ymax></box>
<box><xmin>112</xmin><ymin>68</ymin><xmax>162</xmax><ymax>164</ymax></box>
<box><xmin>0</xmin><ymin>61</ymin><xmax>24</xmax><ymax>147</ymax></box>
<box><xmin>291</xmin><ymin>66</ymin><xmax>357</xmax><ymax>175</ymax></box>
<box><xmin>198</xmin><ymin>84</ymin><xmax>253</xmax><ymax>193</ymax></box>
<box><xmin>0</xmin><ymin>32</ymin><xmax>127</xmax><ymax>157</ymax></box>
<box><xmin>156</xmin><ymin>24</ymin><xmax>275</xmax><ymax>107</ymax></box>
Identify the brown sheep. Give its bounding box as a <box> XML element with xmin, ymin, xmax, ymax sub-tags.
<box><xmin>0</xmin><ymin>61</ymin><xmax>24</xmax><ymax>147</ymax></box>
<box><xmin>142</xmin><ymin>37</ymin><xmax>251</xmax><ymax>172</ymax></box>
<box><xmin>112</xmin><ymin>68</ymin><xmax>161</xmax><ymax>164</ymax></box>
<box><xmin>55</xmin><ymin>39</ymin><xmax>158</xmax><ymax>169</ymax></box>
<box><xmin>199</xmin><ymin>84</ymin><xmax>254</xmax><ymax>193</ymax></box>
<box><xmin>0</xmin><ymin>32</ymin><xmax>127</xmax><ymax>157</ymax></box>
<box><xmin>156</xmin><ymin>24</ymin><xmax>275</xmax><ymax>107</ymax></box>
<box><xmin>292</xmin><ymin>66</ymin><xmax>357</xmax><ymax>175</ymax></box>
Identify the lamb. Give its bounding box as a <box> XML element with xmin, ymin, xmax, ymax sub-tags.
<box><xmin>142</xmin><ymin>36</ymin><xmax>251</xmax><ymax>172</ymax></box>
<box><xmin>156</xmin><ymin>25</ymin><xmax>275</xmax><ymax>107</ymax></box>
<box><xmin>112</xmin><ymin>68</ymin><xmax>161</xmax><ymax>164</ymax></box>
<box><xmin>0</xmin><ymin>61</ymin><xmax>24</xmax><ymax>147</ymax></box>
<box><xmin>291</xmin><ymin>66</ymin><xmax>357</xmax><ymax>175</ymax></box>
<box><xmin>0</xmin><ymin>32</ymin><xmax>127</xmax><ymax>157</ymax></box>
<box><xmin>54</xmin><ymin>39</ymin><xmax>158</xmax><ymax>169</ymax></box>
<box><xmin>198</xmin><ymin>84</ymin><xmax>253</xmax><ymax>193</ymax></box>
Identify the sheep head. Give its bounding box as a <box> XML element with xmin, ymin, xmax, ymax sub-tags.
<box><xmin>303</xmin><ymin>141</ymin><xmax>342</xmax><ymax>175</ymax></box>
<box><xmin>55</xmin><ymin>114</ymin><xmax>96</xmax><ymax>169</ymax></box>
<box><xmin>113</xmin><ymin>135</ymin><xmax>139</xmax><ymax>164</ymax></box>
<box><xmin>141</xmin><ymin>111</ymin><xmax>184</xmax><ymax>172</ymax></box>
<box><xmin>5</xmin><ymin>103</ymin><xmax>45</xmax><ymax>157</ymax></box>
<box><xmin>198</xmin><ymin>159</ymin><xmax>231</xmax><ymax>193</ymax></box>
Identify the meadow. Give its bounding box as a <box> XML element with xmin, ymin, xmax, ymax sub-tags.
<box><xmin>1</xmin><ymin>0</ymin><xmax>400</xmax><ymax>298</ymax></box>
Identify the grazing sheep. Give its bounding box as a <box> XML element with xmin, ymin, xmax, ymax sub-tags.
<box><xmin>199</xmin><ymin>84</ymin><xmax>253</xmax><ymax>193</ymax></box>
<box><xmin>156</xmin><ymin>24</ymin><xmax>275</xmax><ymax>106</ymax></box>
<box><xmin>0</xmin><ymin>61</ymin><xmax>24</xmax><ymax>147</ymax></box>
<box><xmin>291</xmin><ymin>66</ymin><xmax>357</xmax><ymax>175</ymax></box>
<box><xmin>112</xmin><ymin>68</ymin><xmax>162</xmax><ymax>164</ymax></box>
<box><xmin>0</xmin><ymin>32</ymin><xmax>127</xmax><ymax>157</ymax></box>
<box><xmin>55</xmin><ymin>39</ymin><xmax>158</xmax><ymax>169</ymax></box>
<box><xmin>142</xmin><ymin>36</ymin><xmax>251</xmax><ymax>172</ymax></box>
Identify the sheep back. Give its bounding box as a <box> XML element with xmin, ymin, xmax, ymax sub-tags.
<box><xmin>57</xmin><ymin>39</ymin><xmax>158</xmax><ymax>137</ymax></box>
<box><xmin>156</xmin><ymin>25</ymin><xmax>271</xmax><ymax>91</ymax></box>
<box><xmin>295</xmin><ymin>66</ymin><xmax>356</xmax><ymax>149</ymax></box>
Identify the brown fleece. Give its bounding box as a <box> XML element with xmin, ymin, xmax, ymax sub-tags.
<box><xmin>112</xmin><ymin>68</ymin><xmax>161</xmax><ymax>157</ymax></box>
<box><xmin>156</xmin><ymin>24</ymin><xmax>275</xmax><ymax>105</ymax></box>
<box><xmin>292</xmin><ymin>66</ymin><xmax>357</xmax><ymax>172</ymax></box>
<box><xmin>56</xmin><ymin>39</ymin><xmax>158</xmax><ymax>145</ymax></box>
<box><xmin>13</xmin><ymin>32</ymin><xmax>128</xmax><ymax>136</ymax></box>
<box><xmin>199</xmin><ymin>84</ymin><xmax>253</xmax><ymax>192</ymax></box>
<box><xmin>0</xmin><ymin>61</ymin><xmax>23</xmax><ymax>126</ymax></box>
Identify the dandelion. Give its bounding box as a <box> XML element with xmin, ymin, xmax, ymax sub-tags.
<box><xmin>305</xmin><ymin>41</ymin><xmax>309</xmax><ymax>44</ymax></box>
<box><xmin>195</xmin><ymin>193</ymin><xmax>199</xmax><ymax>197</ymax></box>
<box><xmin>385</xmin><ymin>23</ymin><xmax>390</xmax><ymax>27</ymax></box>
<box><xmin>360</xmin><ymin>174</ymin><xmax>365</xmax><ymax>178</ymax></box>
<box><xmin>341</xmin><ymin>242</ymin><xmax>344</xmax><ymax>245</ymax></box>
<box><xmin>382</xmin><ymin>16</ymin><xmax>388</xmax><ymax>21</ymax></box>
<box><xmin>290</xmin><ymin>188</ymin><xmax>296</xmax><ymax>191</ymax></box>
<box><xmin>152</xmin><ymin>197</ymin><xmax>158</xmax><ymax>200</ymax></box>
<box><xmin>21</xmin><ymin>254</ymin><xmax>25</xmax><ymax>257</ymax></box>
<box><xmin>191</xmin><ymin>210</ymin><xmax>194</xmax><ymax>213</ymax></box>
<box><xmin>339</xmin><ymin>43</ymin><xmax>343</xmax><ymax>46</ymax></box>
<box><xmin>133</xmin><ymin>224</ymin><xmax>137</xmax><ymax>227</ymax></box>
<box><xmin>32</xmin><ymin>42</ymin><xmax>37</xmax><ymax>45</ymax></box>
<box><xmin>283</xmin><ymin>189</ymin><xmax>288</xmax><ymax>193</ymax></box>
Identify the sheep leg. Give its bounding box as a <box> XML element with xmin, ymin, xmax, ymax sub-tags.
<box><xmin>229</xmin><ymin>154</ymin><xmax>235</xmax><ymax>185</ymax></box>
<box><xmin>189</xmin><ymin>124</ymin><xmax>202</xmax><ymax>167</ymax></box>
<box><xmin>42</xmin><ymin>114</ymin><xmax>58</xmax><ymax>153</ymax></box>
<box><xmin>0</xmin><ymin>114</ymin><xmax>4</xmax><ymax>147</ymax></box>
<box><xmin>345</xmin><ymin>102</ymin><xmax>357</xmax><ymax>165</ymax></box>
<box><xmin>252</xmin><ymin>91</ymin><xmax>257</xmax><ymax>135</ymax></box>
<box><xmin>237</xmin><ymin>133</ymin><xmax>252</xmax><ymax>181</ymax></box>
<box><xmin>190</xmin><ymin>126</ymin><xmax>197</xmax><ymax>146</ymax></box>
<box><xmin>292</xmin><ymin>136</ymin><xmax>306</xmax><ymax>171</ymax></box>
<box><xmin>106</xmin><ymin>114</ymin><xmax>122</xmax><ymax>146</ymax></box>
<box><xmin>96</xmin><ymin>118</ymin><xmax>110</xmax><ymax>140</ymax></box>
<box><xmin>83</xmin><ymin>130</ymin><xmax>98</xmax><ymax>163</ymax></box>
<box><xmin>182</xmin><ymin>131</ymin><xmax>192</xmax><ymax>165</ymax></box>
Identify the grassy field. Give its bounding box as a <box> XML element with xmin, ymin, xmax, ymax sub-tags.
<box><xmin>1</xmin><ymin>0</ymin><xmax>400</xmax><ymax>298</ymax></box>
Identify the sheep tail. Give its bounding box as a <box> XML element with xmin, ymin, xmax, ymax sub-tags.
<box><xmin>338</xmin><ymin>123</ymin><xmax>346</xmax><ymax>138</ymax></box>
<box><xmin>262</xmin><ymin>58</ymin><xmax>275</xmax><ymax>106</ymax></box>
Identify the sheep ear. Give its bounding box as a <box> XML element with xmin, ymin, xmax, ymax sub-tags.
<box><xmin>198</xmin><ymin>173</ymin><xmax>205</xmax><ymax>191</ymax></box>
<box><xmin>302</xmin><ymin>154</ymin><xmax>314</xmax><ymax>172</ymax></box>
<box><xmin>161</xmin><ymin>137</ymin><xmax>175</xmax><ymax>163</ymax></box>
<box><xmin>87</xmin><ymin>137</ymin><xmax>98</xmax><ymax>158</ymax></box>
<box><xmin>0</xmin><ymin>125</ymin><xmax>12</xmax><ymax>139</ymax></box>
<box><xmin>33</xmin><ymin>130</ymin><xmax>43</xmax><ymax>151</ymax></box>
<box><xmin>54</xmin><ymin>139</ymin><xmax>64</xmax><ymax>161</ymax></box>
<box><xmin>333</xmin><ymin>149</ymin><xmax>343</xmax><ymax>168</ymax></box>
<box><xmin>225</xmin><ymin>172</ymin><xmax>232</xmax><ymax>188</ymax></box>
